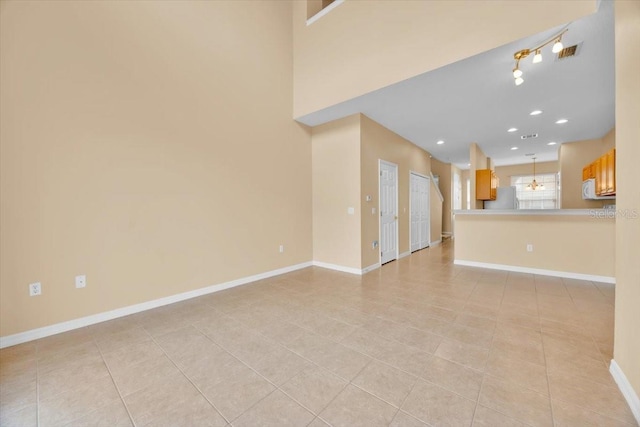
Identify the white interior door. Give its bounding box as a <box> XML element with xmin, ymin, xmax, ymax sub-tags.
<box><xmin>453</xmin><ymin>171</ymin><xmax>462</xmax><ymax>236</ymax></box>
<box><xmin>410</xmin><ymin>172</ymin><xmax>430</xmax><ymax>252</ymax></box>
<box><xmin>380</xmin><ymin>161</ymin><xmax>398</xmax><ymax>264</ymax></box>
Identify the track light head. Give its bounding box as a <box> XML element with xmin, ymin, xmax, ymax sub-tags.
<box><xmin>552</xmin><ymin>37</ymin><xmax>563</xmax><ymax>53</ymax></box>
<box><xmin>513</xmin><ymin>67</ymin><xmax>523</xmax><ymax>79</ymax></box>
<box><xmin>533</xmin><ymin>49</ymin><xmax>542</xmax><ymax>63</ymax></box>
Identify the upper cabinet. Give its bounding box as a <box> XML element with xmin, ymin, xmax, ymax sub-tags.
<box><xmin>584</xmin><ymin>148</ymin><xmax>615</xmax><ymax>197</ymax></box>
<box><xmin>476</xmin><ymin>169</ymin><xmax>498</xmax><ymax>201</ymax></box>
<box><xmin>605</xmin><ymin>149</ymin><xmax>615</xmax><ymax>195</ymax></box>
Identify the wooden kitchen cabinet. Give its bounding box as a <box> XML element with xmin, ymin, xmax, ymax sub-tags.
<box><xmin>582</xmin><ymin>163</ymin><xmax>595</xmax><ymax>181</ymax></box>
<box><xmin>587</xmin><ymin>148</ymin><xmax>616</xmax><ymax>196</ymax></box>
<box><xmin>476</xmin><ymin>169</ymin><xmax>498</xmax><ymax>201</ymax></box>
<box><xmin>597</xmin><ymin>156</ymin><xmax>607</xmax><ymax>195</ymax></box>
<box><xmin>604</xmin><ymin>148</ymin><xmax>616</xmax><ymax>195</ymax></box>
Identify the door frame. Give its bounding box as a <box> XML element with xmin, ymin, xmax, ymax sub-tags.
<box><xmin>379</xmin><ymin>159</ymin><xmax>399</xmax><ymax>265</ymax></box>
<box><xmin>409</xmin><ymin>171</ymin><xmax>431</xmax><ymax>252</ymax></box>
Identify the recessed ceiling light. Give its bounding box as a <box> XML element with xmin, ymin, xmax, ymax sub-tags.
<box><xmin>507</xmin><ymin>128</ymin><xmax>518</xmax><ymax>132</ymax></box>
<box><xmin>547</xmin><ymin>142</ymin><xmax>557</xmax><ymax>146</ymax></box>
<box><xmin>467</xmin><ymin>163</ymin><xmax>471</xmax><ymax>166</ymax></box>
<box><xmin>530</xmin><ymin>110</ymin><xmax>543</xmax><ymax>116</ymax></box>
<box><xmin>436</xmin><ymin>140</ymin><xmax>445</xmax><ymax>145</ymax></box>
<box><xmin>511</xmin><ymin>147</ymin><xmax>519</xmax><ymax>150</ymax></box>
<box><xmin>555</xmin><ymin>119</ymin><xmax>568</xmax><ymax>124</ymax></box>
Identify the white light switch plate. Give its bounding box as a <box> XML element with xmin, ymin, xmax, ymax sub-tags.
<box><xmin>75</xmin><ymin>275</ymin><xmax>86</xmax><ymax>288</ymax></box>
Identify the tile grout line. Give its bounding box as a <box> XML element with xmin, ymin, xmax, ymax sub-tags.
<box><xmin>191</xmin><ymin>314</ymin><xmax>394</xmax><ymax>424</ymax></box>
<box><xmin>385</xmin><ymin>365</ymin><xmax>424</xmax><ymax>426</ymax></box>
<box><xmin>189</xmin><ymin>319</ymin><xmax>326</xmax><ymax>423</ymax></box>
<box><xmin>92</xmin><ymin>334</ymin><xmax>139</xmax><ymax>427</ymax></box>
<box><xmin>535</xmin><ymin>276</ymin><xmax>557</xmax><ymax>427</ymax></box>
<box><xmin>35</xmin><ymin>343</ymin><xmax>41</xmax><ymax>427</ymax></box>
<box><xmin>144</xmin><ymin>327</ymin><xmax>233</xmax><ymax>425</ymax></box>
<box><xmin>468</xmin><ymin>273</ymin><xmax>492</xmax><ymax>426</ymax></box>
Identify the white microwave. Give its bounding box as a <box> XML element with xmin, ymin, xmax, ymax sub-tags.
<box><xmin>582</xmin><ymin>179</ymin><xmax>615</xmax><ymax>200</ymax></box>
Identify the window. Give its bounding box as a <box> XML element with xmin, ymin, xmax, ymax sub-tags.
<box><xmin>511</xmin><ymin>173</ymin><xmax>560</xmax><ymax>209</ymax></box>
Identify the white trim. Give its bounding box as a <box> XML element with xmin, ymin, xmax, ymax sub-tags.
<box><xmin>361</xmin><ymin>263</ymin><xmax>381</xmax><ymax>274</ymax></box>
<box><xmin>430</xmin><ymin>239</ymin><xmax>443</xmax><ymax>246</ymax></box>
<box><xmin>312</xmin><ymin>261</ymin><xmax>362</xmax><ymax>275</ymax></box>
<box><xmin>312</xmin><ymin>261</ymin><xmax>380</xmax><ymax>276</ymax></box>
<box><xmin>399</xmin><ymin>251</ymin><xmax>411</xmax><ymax>259</ymax></box>
<box><xmin>0</xmin><ymin>261</ymin><xmax>312</xmax><ymax>349</ymax></box>
<box><xmin>312</xmin><ymin>261</ymin><xmax>381</xmax><ymax>275</ymax></box>
<box><xmin>442</xmin><ymin>231</ymin><xmax>453</xmax><ymax>237</ymax></box>
<box><xmin>306</xmin><ymin>0</ymin><xmax>344</xmax><ymax>26</ymax></box>
<box><xmin>610</xmin><ymin>359</ymin><xmax>640</xmax><ymax>425</ymax></box>
<box><xmin>430</xmin><ymin>172</ymin><xmax>444</xmax><ymax>202</ymax></box>
<box><xmin>453</xmin><ymin>259</ymin><xmax>615</xmax><ymax>283</ymax></box>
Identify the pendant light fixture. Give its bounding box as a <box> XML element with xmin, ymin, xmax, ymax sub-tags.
<box><xmin>511</xmin><ymin>28</ymin><xmax>568</xmax><ymax>86</ymax></box>
<box><xmin>526</xmin><ymin>157</ymin><xmax>545</xmax><ymax>191</ymax></box>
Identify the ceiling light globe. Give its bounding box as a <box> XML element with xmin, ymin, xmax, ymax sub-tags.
<box><xmin>552</xmin><ymin>40</ymin><xmax>563</xmax><ymax>53</ymax></box>
<box><xmin>533</xmin><ymin>51</ymin><xmax>542</xmax><ymax>63</ymax></box>
<box><xmin>513</xmin><ymin>68</ymin><xmax>523</xmax><ymax>78</ymax></box>
<box><xmin>515</xmin><ymin>77</ymin><xmax>524</xmax><ymax>86</ymax></box>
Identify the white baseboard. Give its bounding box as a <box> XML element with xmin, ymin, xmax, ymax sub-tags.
<box><xmin>312</xmin><ymin>260</ymin><xmax>380</xmax><ymax>275</ymax></box>
<box><xmin>361</xmin><ymin>262</ymin><xmax>381</xmax><ymax>274</ymax></box>
<box><xmin>453</xmin><ymin>260</ymin><xmax>615</xmax><ymax>284</ymax></box>
<box><xmin>399</xmin><ymin>251</ymin><xmax>411</xmax><ymax>259</ymax></box>
<box><xmin>430</xmin><ymin>239</ymin><xmax>442</xmax><ymax>246</ymax></box>
<box><xmin>312</xmin><ymin>261</ymin><xmax>362</xmax><ymax>275</ymax></box>
<box><xmin>0</xmin><ymin>261</ymin><xmax>313</xmax><ymax>349</ymax></box>
<box><xmin>610</xmin><ymin>359</ymin><xmax>640</xmax><ymax>425</ymax></box>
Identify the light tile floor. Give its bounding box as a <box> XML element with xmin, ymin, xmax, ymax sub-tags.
<box><xmin>1</xmin><ymin>241</ymin><xmax>637</xmax><ymax>426</ymax></box>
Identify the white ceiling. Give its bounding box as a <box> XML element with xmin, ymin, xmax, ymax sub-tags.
<box><xmin>295</xmin><ymin>1</ymin><xmax>614</xmax><ymax>169</ymax></box>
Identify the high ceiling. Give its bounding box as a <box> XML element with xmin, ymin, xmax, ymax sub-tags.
<box><xmin>296</xmin><ymin>1</ymin><xmax>614</xmax><ymax>169</ymax></box>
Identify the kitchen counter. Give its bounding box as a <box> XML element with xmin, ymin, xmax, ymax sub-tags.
<box><xmin>453</xmin><ymin>210</ymin><xmax>615</xmax><ymax>282</ymax></box>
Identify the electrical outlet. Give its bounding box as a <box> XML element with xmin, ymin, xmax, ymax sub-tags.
<box><xmin>527</xmin><ymin>244</ymin><xmax>534</xmax><ymax>252</ymax></box>
<box><xmin>75</xmin><ymin>275</ymin><xmax>86</xmax><ymax>288</ymax></box>
<box><xmin>279</xmin><ymin>245</ymin><xmax>284</xmax><ymax>253</ymax></box>
<box><xmin>29</xmin><ymin>282</ymin><xmax>41</xmax><ymax>296</ymax></box>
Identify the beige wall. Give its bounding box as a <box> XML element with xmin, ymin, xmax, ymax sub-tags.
<box><xmin>360</xmin><ymin>115</ymin><xmax>434</xmax><ymax>267</ymax></box>
<box><xmin>614</xmin><ymin>0</ymin><xmax>640</xmax><ymax>403</ymax></box>
<box><xmin>470</xmin><ymin>143</ymin><xmax>489</xmax><ymax>209</ymax></box>
<box><xmin>312</xmin><ymin>115</ymin><xmax>361</xmax><ymax>269</ymax></box>
<box><xmin>455</xmin><ymin>214</ymin><xmax>615</xmax><ymax>278</ymax></box>
<box><xmin>494</xmin><ymin>161</ymin><xmax>559</xmax><ymax>187</ymax></box>
<box><xmin>312</xmin><ymin>114</ymin><xmax>437</xmax><ymax>270</ymax></box>
<box><xmin>292</xmin><ymin>0</ymin><xmax>595</xmax><ymax>118</ymax></box>
<box><xmin>602</xmin><ymin>127</ymin><xmax>616</xmax><ymax>151</ymax></box>
<box><xmin>559</xmin><ymin>134</ymin><xmax>615</xmax><ymax>209</ymax></box>
<box><xmin>0</xmin><ymin>1</ymin><xmax>312</xmax><ymax>337</ymax></box>
<box><xmin>431</xmin><ymin>159</ymin><xmax>453</xmax><ymax>234</ymax></box>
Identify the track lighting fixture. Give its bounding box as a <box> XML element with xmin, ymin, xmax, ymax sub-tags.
<box><xmin>511</xmin><ymin>29</ymin><xmax>568</xmax><ymax>86</ymax></box>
